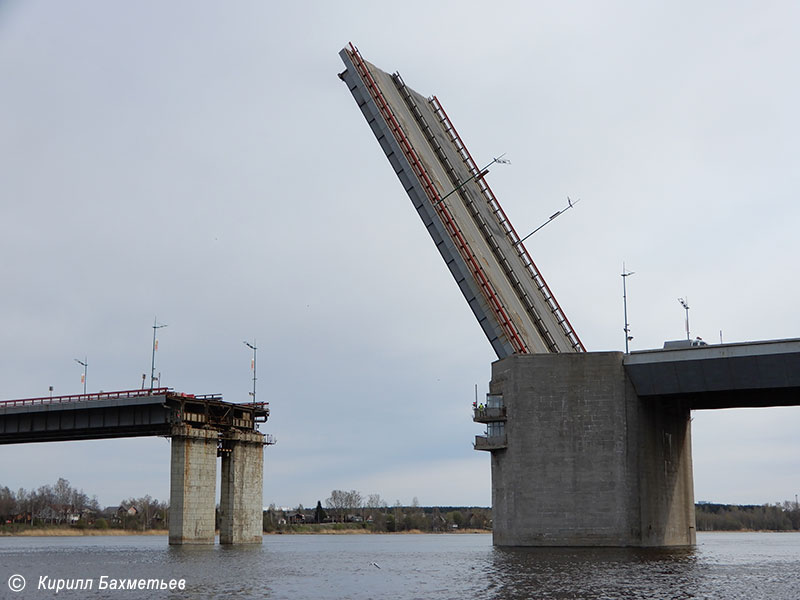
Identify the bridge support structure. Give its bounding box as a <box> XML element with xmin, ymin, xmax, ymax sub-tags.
<box><xmin>168</xmin><ymin>425</ymin><xmax>219</xmax><ymax>545</ymax></box>
<box><xmin>219</xmin><ymin>430</ymin><xmax>265</xmax><ymax>544</ymax></box>
<box><xmin>484</xmin><ymin>352</ymin><xmax>696</xmax><ymax>547</ymax></box>
<box><xmin>0</xmin><ymin>389</ymin><xmax>272</xmax><ymax>546</ymax></box>
<box><xmin>168</xmin><ymin>425</ymin><xmax>266</xmax><ymax>546</ymax></box>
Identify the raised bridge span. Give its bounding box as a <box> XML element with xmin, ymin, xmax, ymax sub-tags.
<box><xmin>0</xmin><ymin>389</ymin><xmax>272</xmax><ymax>545</ymax></box>
<box><xmin>339</xmin><ymin>43</ymin><xmax>800</xmax><ymax>547</ymax></box>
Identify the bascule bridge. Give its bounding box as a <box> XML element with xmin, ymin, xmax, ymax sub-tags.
<box><xmin>339</xmin><ymin>43</ymin><xmax>800</xmax><ymax>547</ymax></box>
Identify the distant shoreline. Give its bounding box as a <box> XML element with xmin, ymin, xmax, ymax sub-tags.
<box><xmin>0</xmin><ymin>527</ymin><xmax>489</xmax><ymax>537</ymax></box>
<box><xmin>3</xmin><ymin>528</ymin><xmax>794</xmax><ymax>538</ymax></box>
<box><xmin>1</xmin><ymin>528</ymin><xmax>168</xmax><ymax>537</ymax></box>
<box><xmin>266</xmin><ymin>528</ymin><xmax>490</xmax><ymax>535</ymax></box>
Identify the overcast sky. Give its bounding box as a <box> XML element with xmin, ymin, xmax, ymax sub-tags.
<box><xmin>1</xmin><ymin>1</ymin><xmax>799</xmax><ymax>509</ymax></box>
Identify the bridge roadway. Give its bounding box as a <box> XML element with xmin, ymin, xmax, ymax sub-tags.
<box><xmin>0</xmin><ymin>388</ymin><xmax>271</xmax><ymax>545</ymax></box>
<box><xmin>339</xmin><ymin>44</ymin><xmax>583</xmax><ymax>358</ymax></box>
<box><xmin>0</xmin><ymin>388</ymin><xmax>269</xmax><ymax>444</ymax></box>
<box><xmin>484</xmin><ymin>338</ymin><xmax>800</xmax><ymax>547</ymax></box>
<box><xmin>624</xmin><ymin>338</ymin><xmax>800</xmax><ymax>409</ymax></box>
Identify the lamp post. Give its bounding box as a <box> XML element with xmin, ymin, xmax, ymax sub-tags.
<box><xmin>150</xmin><ymin>318</ymin><xmax>167</xmax><ymax>391</ymax></box>
<box><xmin>244</xmin><ymin>340</ymin><xmax>257</xmax><ymax>403</ymax></box>
<box><xmin>518</xmin><ymin>197</ymin><xmax>580</xmax><ymax>246</ymax></box>
<box><xmin>621</xmin><ymin>264</ymin><xmax>634</xmax><ymax>353</ymax></box>
<box><xmin>74</xmin><ymin>357</ymin><xmax>88</xmax><ymax>394</ymax></box>
<box><xmin>433</xmin><ymin>154</ymin><xmax>509</xmax><ymax>207</ymax></box>
<box><xmin>678</xmin><ymin>298</ymin><xmax>690</xmax><ymax>341</ymax></box>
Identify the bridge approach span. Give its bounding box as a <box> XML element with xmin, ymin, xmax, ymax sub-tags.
<box><xmin>0</xmin><ymin>388</ymin><xmax>268</xmax><ymax>444</ymax></box>
<box><xmin>624</xmin><ymin>338</ymin><xmax>800</xmax><ymax>409</ymax></box>
<box><xmin>0</xmin><ymin>389</ymin><xmax>271</xmax><ymax>546</ymax></box>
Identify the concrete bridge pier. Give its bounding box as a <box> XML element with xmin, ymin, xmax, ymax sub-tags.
<box><xmin>219</xmin><ymin>430</ymin><xmax>265</xmax><ymax>544</ymax></box>
<box><xmin>488</xmin><ymin>352</ymin><xmax>696</xmax><ymax>547</ymax></box>
<box><xmin>168</xmin><ymin>426</ymin><xmax>266</xmax><ymax>545</ymax></box>
<box><xmin>168</xmin><ymin>425</ymin><xmax>218</xmax><ymax>545</ymax></box>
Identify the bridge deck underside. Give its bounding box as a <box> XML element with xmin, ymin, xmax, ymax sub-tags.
<box><xmin>624</xmin><ymin>339</ymin><xmax>800</xmax><ymax>410</ymax></box>
<box><xmin>0</xmin><ymin>396</ymin><xmax>172</xmax><ymax>444</ymax></box>
<box><xmin>0</xmin><ymin>394</ymin><xmax>267</xmax><ymax>444</ymax></box>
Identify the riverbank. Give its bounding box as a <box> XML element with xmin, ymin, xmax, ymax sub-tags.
<box><xmin>266</xmin><ymin>527</ymin><xmax>490</xmax><ymax>535</ymax></box>
<box><xmin>0</xmin><ymin>528</ymin><xmax>168</xmax><ymax>537</ymax></box>
<box><xmin>3</xmin><ymin>527</ymin><xmax>795</xmax><ymax>537</ymax></box>
<box><xmin>1</xmin><ymin>526</ymin><xmax>489</xmax><ymax>537</ymax></box>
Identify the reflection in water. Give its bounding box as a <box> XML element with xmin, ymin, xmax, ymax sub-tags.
<box><xmin>487</xmin><ymin>545</ymin><xmax>699</xmax><ymax>600</ymax></box>
<box><xmin>1</xmin><ymin>532</ymin><xmax>798</xmax><ymax>599</ymax></box>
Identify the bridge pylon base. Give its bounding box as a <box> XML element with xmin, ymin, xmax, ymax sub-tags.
<box><xmin>488</xmin><ymin>352</ymin><xmax>696</xmax><ymax>547</ymax></box>
<box><xmin>220</xmin><ymin>430</ymin><xmax>265</xmax><ymax>544</ymax></box>
<box><xmin>168</xmin><ymin>425</ymin><xmax>218</xmax><ymax>545</ymax></box>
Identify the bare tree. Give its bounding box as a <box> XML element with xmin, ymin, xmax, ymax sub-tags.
<box><xmin>0</xmin><ymin>486</ymin><xmax>16</xmax><ymax>521</ymax></box>
<box><xmin>71</xmin><ymin>488</ymin><xmax>89</xmax><ymax>519</ymax></box>
<box><xmin>34</xmin><ymin>485</ymin><xmax>55</xmax><ymax>524</ymax></box>
<box><xmin>325</xmin><ymin>489</ymin><xmax>363</xmax><ymax>522</ymax></box>
<box><xmin>53</xmin><ymin>478</ymin><xmax>72</xmax><ymax>524</ymax></box>
<box><xmin>366</xmin><ymin>494</ymin><xmax>385</xmax><ymax>510</ymax></box>
<box><xmin>345</xmin><ymin>490</ymin><xmax>363</xmax><ymax>519</ymax></box>
<box><xmin>325</xmin><ymin>490</ymin><xmax>348</xmax><ymax>522</ymax></box>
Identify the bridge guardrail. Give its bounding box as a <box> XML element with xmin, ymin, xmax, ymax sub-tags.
<box><xmin>0</xmin><ymin>387</ymin><xmax>171</xmax><ymax>408</ymax></box>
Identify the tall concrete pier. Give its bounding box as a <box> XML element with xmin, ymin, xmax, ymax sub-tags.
<box><xmin>219</xmin><ymin>430</ymin><xmax>265</xmax><ymax>544</ymax></box>
<box><xmin>484</xmin><ymin>353</ymin><xmax>695</xmax><ymax>547</ymax></box>
<box><xmin>169</xmin><ymin>425</ymin><xmax>219</xmax><ymax>545</ymax></box>
<box><xmin>169</xmin><ymin>425</ymin><xmax>267</xmax><ymax>546</ymax></box>
<box><xmin>477</xmin><ymin>342</ymin><xmax>800</xmax><ymax>546</ymax></box>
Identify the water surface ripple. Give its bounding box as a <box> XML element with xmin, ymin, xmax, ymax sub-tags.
<box><xmin>1</xmin><ymin>532</ymin><xmax>798</xmax><ymax>599</ymax></box>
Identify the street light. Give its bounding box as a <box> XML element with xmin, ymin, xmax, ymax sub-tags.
<box><xmin>244</xmin><ymin>340</ymin><xmax>257</xmax><ymax>403</ymax></box>
<box><xmin>432</xmin><ymin>154</ymin><xmax>510</xmax><ymax>207</ymax></box>
<box><xmin>621</xmin><ymin>264</ymin><xmax>634</xmax><ymax>353</ymax></box>
<box><xmin>74</xmin><ymin>357</ymin><xmax>88</xmax><ymax>395</ymax></box>
<box><xmin>518</xmin><ymin>197</ymin><xmax>580</xmax><ymax>245</ymax></box>
<box><xmin>678</xmin><ymin>298</ymin><xmax>690</xmax><ymax>341</ymax></box>
<box><xmin>150</xmin><ymin>317</ymin><xmax>167</xmax><ymax>391</ymax></box>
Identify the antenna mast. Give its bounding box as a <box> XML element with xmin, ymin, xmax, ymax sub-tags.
<box><xmin>150</xmin><ymin>317</ymin><xmax>167</xmax><ymax>391</ymax></box>
<box><xmin>244</xmin><ymin>340</ymin><xmax>257</xmax><ymax>403</ymax></box>
<box><xmin>621</xmin><ymin>264</ymin><xmax>634</xmax><ymax>353</ymax></box>
<box><xmin>678</xmin><ymin>298</ymin><xmax>690</xmax><ymax>341</ymax></box>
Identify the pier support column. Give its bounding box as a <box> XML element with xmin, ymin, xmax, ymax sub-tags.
<box><xmin>489</xmin><ymin>352</ymin><xmax>695</xmax><ymax>547</ymax></box>
<box><xmin>219</xmin><ymin>430</ymin><xmax>265</xmax><ymax>544</ymax></box>
<box><xmin>169</xmin><ymin>425</ymin><xmax>218</xmax><ymax>545</ymax></box>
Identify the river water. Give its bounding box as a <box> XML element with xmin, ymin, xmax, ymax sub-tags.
<box><xmin>1</xmin><ymin>532</ymin><xmax>798</xmax><ymax>599</ymax></box>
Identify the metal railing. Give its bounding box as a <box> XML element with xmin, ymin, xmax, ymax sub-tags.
<box><xmin>0</xmin><ymin>388</ymin><xmax>171</xmax><ymax>408</ymax></box>
<box><xmin>473</xmin><ymin>406</ymin><xmax>507</xmax><ymax>421</ymax></box>
<box><xmin>474</xmin><ymin>434</ymin><xmax>507</xmax><ymax>451</ymax></box>
<box><xmin>429</xmin><ymin>96</ymin><xmax>585</xmax><ymax>353</ymax></box>
<box><xmin>240</xmin><ymin>401</ymin><xmax>269</xmax><ymax>410</ymax></box>
<box><xmin>346</xmin><ymin>43</ymin><xmax>528</xmax><ymax>355</ymax></box>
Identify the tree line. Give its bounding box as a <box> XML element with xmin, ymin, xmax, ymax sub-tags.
<box><xmin>263</xmin><ymin>489</ymin><xmax>492</xmax><ymax>533</ymax></box>
<box><xmin>0</xmin><ymin>479</ymin><xmax>167</xmax><ymax>531</ymax></box>
<box><xmin>5</xmin><ymin>480</ymin><xmax>800</xmax><ymax>534</ymax></box>
<box><xmin>695</xmin><ymin>501</ymin><xmax>800</xmax><ymax>531</ymax></box>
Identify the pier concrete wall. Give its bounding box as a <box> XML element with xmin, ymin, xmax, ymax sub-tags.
<box><xmin>220</xmin><ymin>430</ymin><xmax>265</xmax><ymax>544</ymax></box>
<box><xmin>490</xmin><ymin>352</ymin><xmax>695</xmax><ymax>547</ymax></box>
<box><xmin>168</xmin><ymin>425</ymin><xmax>218</xmax><ymax>545</ymax></box>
